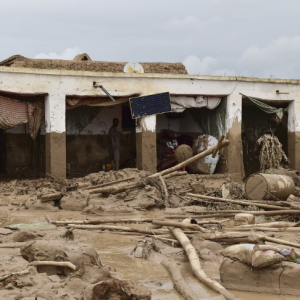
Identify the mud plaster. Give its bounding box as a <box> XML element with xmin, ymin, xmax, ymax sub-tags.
<box><xmin>136</xmin><ymin>131</ymin><xmax>157</xmax><ymax>173</ymax></box>
<box><xmin>45</xmin><ymin>132</ymin><xmax>66</xmax><ymax>179</ymax></box>
<box><xmin>225</xmin><ymin>116</ymin><xmax>244</xmax><ymax>182</ymax></box>
<box><xmin>288</xmin><ymin>131</ymin><xmax>300</xmax><ymax>170</ymax></box>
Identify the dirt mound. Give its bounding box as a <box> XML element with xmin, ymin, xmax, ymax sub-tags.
<box><xmin>60</xmin><ymin>190</ymin><xmax>89</xmax><ymax>211</ymax></box>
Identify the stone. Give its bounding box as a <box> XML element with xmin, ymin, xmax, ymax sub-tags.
<box><xmin>234</xmin><ymin>213</ymin><xmax>255</xmax><ymax>226</ymax></box>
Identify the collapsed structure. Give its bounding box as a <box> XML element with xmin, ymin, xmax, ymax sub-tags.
<box><xmin>0</xmin><ymin>53</ymin><xmax>299</xmax><ymax>182</ymax></box>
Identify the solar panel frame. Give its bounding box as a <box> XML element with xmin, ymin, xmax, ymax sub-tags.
<box><xmin>129</xmin><ymin>92</ymin><xmax>172</xmax><ymax>119</ymax></box>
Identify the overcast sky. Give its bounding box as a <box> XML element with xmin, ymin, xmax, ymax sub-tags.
<box><xmin>1</xmin><ymin>0</ymin><xmax>300</xmax><ymax>79</ymax></box>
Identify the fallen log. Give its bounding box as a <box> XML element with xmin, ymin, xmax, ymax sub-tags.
<box><xmin>170</xmin><ymin>226</ymin><xmax>240</xmax><ymax>300</ymax></box>
<box><xmin>150</xmin><ymin>139</ymin><xmax>230</xmax><ymax>178</ymax></box>
<box><xmin>29</xmin><ymin>261</ymin><xmax>76</xmax><ymax>270</ymax></box>
<box><xmin>152</xmin><ymin>220</ymin><xmax>209</xmax><ymax>233</ymax></box>
<box><xmin>161</xmin><ymin>258</ymin><xmax>198</xmax><ymax>300</ymax></box>
<box><xmin>41</xmin><ymin>192</ymin><xmax>62</xmax><ymax>202</ymax></box>
<box><xmin>187</xmin><ymin>193</ymin><xmax>291</xmax><ymax>211</ymax></box>
<box><xmin>85</xmin><ymin>176</ymin><xmax>135</xmax><ymax>191</ymax></box>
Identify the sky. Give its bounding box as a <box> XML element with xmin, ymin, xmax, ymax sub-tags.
<box><xmin>1</xmin><ymin>0</ymin><xmax>300</xmax><ymax>79</ymax></box>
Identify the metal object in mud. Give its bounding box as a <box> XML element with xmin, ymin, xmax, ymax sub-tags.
<box><xmin>245</xmin><ymin>173</ymin><xmax>295</xmax><ymax>200</ymax></box>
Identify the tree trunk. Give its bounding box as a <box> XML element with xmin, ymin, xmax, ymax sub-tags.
<box><xmin>161</xmin><ymin>258</ymin><xmax>199</xmax><ymax>300</ymax></box>
<box><xmin>170</xmin><ymin>227</ymin><xmax>240</xmax><ymax>300</ymax></box>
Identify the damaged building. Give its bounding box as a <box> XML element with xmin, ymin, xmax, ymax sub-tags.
<box><xmin>0</xmin><ymin>53</ymin><xmax>299</xmax><ymax>181</ymax></box>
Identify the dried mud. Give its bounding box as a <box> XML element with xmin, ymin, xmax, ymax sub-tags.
<box><xmin>0</xmin><ymin>169</ymin><xmax>300</xmax><ymax>299</ymax></box>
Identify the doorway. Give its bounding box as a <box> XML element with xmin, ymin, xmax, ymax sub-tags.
<box><xmin>242</xmin><ymin>99</ymin><xmax>288</xmax><ymax>178</ymax></box>
<box><xmin>0</xmin><ymin>129</ymin><xmax>6</xmax><ymax>174</ymax></box>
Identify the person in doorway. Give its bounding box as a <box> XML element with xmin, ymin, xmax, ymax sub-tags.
<box><xmin>108</xmin><ymin>118</ymin><xmax>120</xmax><ymax>170</ymax></box>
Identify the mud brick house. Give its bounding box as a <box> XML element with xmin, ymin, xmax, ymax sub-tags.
<box><xmin>0</xmin><ymin>53</ymin><xmax>299</xmax><ymax>181</ymax></box>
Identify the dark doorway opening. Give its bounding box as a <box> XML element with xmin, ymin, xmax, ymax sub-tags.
<box><xmin>242</xmin><ymin>99</ymin><xmax>288</xmax><ymax>178</ymax></box>
<box><xmin>0</xmin><ymin>129</ymin><xmax>6</xmax><ymax>174</ymax></box>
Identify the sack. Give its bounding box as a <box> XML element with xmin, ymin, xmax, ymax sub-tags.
<box><xmin>222</xmin><ymin>244</ymin><xmax>285</xmax><ymax>268</ymax></box>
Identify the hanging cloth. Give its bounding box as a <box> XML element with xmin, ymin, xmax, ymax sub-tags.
<box><xmin>240</xmin><ymin>93</ymin><xmax>287</xmax><ymax>120</ymax></box>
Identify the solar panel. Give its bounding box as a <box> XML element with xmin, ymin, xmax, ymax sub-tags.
<box><xmin>129</xmin><ymin>92</ymin><xmax>171</xmax><ymax>119</ymax></box>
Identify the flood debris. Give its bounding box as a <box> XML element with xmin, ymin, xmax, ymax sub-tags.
<box><xmin>2</xmin><ymin>137</ymin><xmax>300</xmax><ymax>298</ymax></box>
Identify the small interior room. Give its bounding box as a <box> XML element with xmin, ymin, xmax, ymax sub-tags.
<box><xmin>242</xmin><ymin>97</ymin><xmax>289</xmax><ymax>178</ymax></box>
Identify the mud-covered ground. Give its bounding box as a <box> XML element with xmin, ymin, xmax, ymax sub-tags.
<box><xmin>0</xmin><ymin>169</ymin><xmax>299</xmax><ymax>300</ymax></box>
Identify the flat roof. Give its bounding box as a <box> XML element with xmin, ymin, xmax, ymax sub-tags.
<box><xmin>0</xmin><ymin>66</ymin><xmax>300</xmax><ymax>85</ymax></box>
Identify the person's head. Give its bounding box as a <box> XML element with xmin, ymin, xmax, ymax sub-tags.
<box><xmin>113</xmin><ymin>118</ymin><xmax>119</xmax><ymax>127</ymax></box>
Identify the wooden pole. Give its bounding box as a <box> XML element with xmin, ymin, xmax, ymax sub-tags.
<box><xmin>152</xmin><ymin>220</ymin><xmax>209</xmax><ymax>233</ymax></box>
<box><xmin>69</xmin><ymin>224</ymin><xmax>169</xmax><ymax>235</ymax></box>
<box><xmin>52</xmin><ymin>218</ymin><xmax>154</xmax><ymax>225</ymax></box>
<box><xmin>29</xmin><ymin>261</ymin><xmax>76</xmax><ymax>270</ymax></box>
<box><xmin>150</xmin><ymin>139</ymin><xmax>230</xmax><ymax>178</ymax></box>
<box><xmin>187</xmin><ymin>193</ymin><xmax>291</xmax><ymax>210</ymax></box>
<box><xmin>262</xmin><ymin>236</ymin><xmax>300</xmax><ymax>249</ymax></box>
<box><xmin>85</xmin><ymin>176</ymin><xmax>135</xmax><ymax>191</ymax></box>
<box><xmin>212</xmin><ymin>135</ymin><xmax>225</xmax><ymax>158</ymax></box>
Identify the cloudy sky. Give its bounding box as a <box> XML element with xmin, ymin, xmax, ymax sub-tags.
<box><xmin>1</xmin><ymin>0</ymin><xmax>300</xmax><ymax>79</ymax></box>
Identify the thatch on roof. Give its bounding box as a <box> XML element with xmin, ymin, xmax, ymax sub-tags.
<box><xmin>0</xmin><ymin>54</ymin><xmax>187</xmax><ymax>74</ymax></box>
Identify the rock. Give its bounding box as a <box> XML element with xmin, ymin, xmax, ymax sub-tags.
<box><xmin>234</xmin><ymin>213</ymin><xmax>255</xmax><ymax>226</ymax></box>
<box><xmin>13</xmin><ymin>231</ymin><xmax>35</xmax><ymax>242</ymax></box>
<box><xmin>0</xmin><ymin>228</ymin><xmax>12</xmax><ymax>235</ymax></box>
<box><xmin>92</xmin><ymin>278</ymin><xmax>151</xmax><ymax>300</ymax></box>
<box><xmin>60</xmin><ymin>190</ymin><xmax>89</xmax><ymax>211</ymax></box>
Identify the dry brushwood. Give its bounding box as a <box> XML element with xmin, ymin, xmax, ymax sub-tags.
<box><xmin>257</xmin><ymin>134</ymin><xmax>288</xmax><ymax>171</ymax></box>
